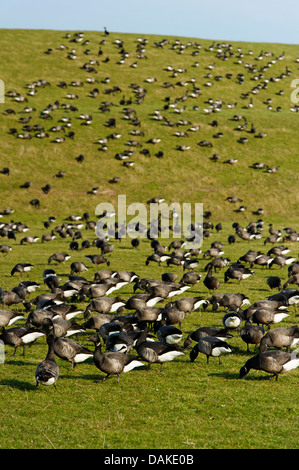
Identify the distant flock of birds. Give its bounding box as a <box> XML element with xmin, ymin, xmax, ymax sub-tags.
<box><xmin>2</xmin><ymin>30</ymin><xmax>299</xmax><ymax>201</ymax></box>
<box><xmin>0</xmin><ymin>31</ymin><xmax>299</xmax><ymax>388</ymax></box>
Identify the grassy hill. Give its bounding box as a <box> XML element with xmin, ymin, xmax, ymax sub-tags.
<box><xmin>0</xmin><ymin>29</ymin><xmax>299</xmax><ymax>450</ymax></box>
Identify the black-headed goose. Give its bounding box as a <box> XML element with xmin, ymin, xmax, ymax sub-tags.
<box><xmin>88</xmin><ymin>333</ymin><xmax>144</xmax><ymax>383</ymax></box>
<box><xmin>84</xmin><ymin>297</ymin><xmax>126</xmax><ymax>319</ymax></box>
<box><xmin>240</xmin><ymin>324</ymin><xmax>265</xmax><ymax>352</ymax></box>
<box><xmin>42</xmin><ymin>318</ymin><xmax>93</xmax><ymax>368</ymax></box>
<box><xmin>0</xmin><ymin>326</ymin><xmax>45</xmax><ymax>356</ymax></box>
<box><xmin>259</xmin><ymin>325</ymin><xmax>299</xmax><ymax>353</ymax></box>
<box><xmin>184</xmin><ymin>327</ymin><xmax>232</xmax><ymax>349</ymax></box>
<box><xmin>190</xmin><ymin>336</ymin><xmax>232</xmax><ymax>365</ymax></box>
<box><xmin>135</xmin><ymin>328</ymin><xmax>184</xmax><ymax>372</ymax></box>
<box><xmin>35</xmin><ymin>334</ymin><xmax>59</xmax><ymax>389</ymax></box>
<box><xmin>0</xmin><ymin>310</ymin><xmax>25</xmax><ymax>330</ymax></box>
<box><xmin>239</xmin><ymin>350</ymin><xmax>299</xmax><ymax>381</ymax></box>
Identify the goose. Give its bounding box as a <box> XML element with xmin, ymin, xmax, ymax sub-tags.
<box><xmin>105</xmin><ymin>330</ymin><xmax>138</xmax><ymax>353</ymax></box>
<box><xmin>124</xmin><ymin>293</ymin><xmax>163</xmax><ymax>310</ymax></box>
<box><xmin>48</xmin><ymin>252</ymin><xmax>71</xmax><ymax>264</ymax></box>
<box><xmin>166</xmin><ymin>297</ymin><xmax>208</xmax><ymax>314</ymax></box>
<box><xmin>239</xmin><ymin>350</ymin><xmax>299</xmax><ymax>381</ymax></box>
<box><xmin>259</xmin><ymin>326</ymin><xmax>299</xmax><ymax>353</ymax></box>
<box><xmin>88</xmin><ymin>334</ymin><xmax>144</xmax><ymax>383</ymax></box>
<box><xmin>0</xmin><ymin>310</ymin><xmax>25</xmax><ymax>330</ymax></box>
<box><xmin>0</xmin><ymin>326</ymin><xmax>45</xmax><ymax>356</ymax></box>
<box><xmin>156</xmin><ymin>325</ymin><xmax>183</xmax><ymax>345</ymax></box>
<box><xmin>204</xmin><ymin>257</ymin><xmax>230</xmax><ymax>272</ymax></box>
<box><xmin>217</xmin><ymin>293</ymin><xmax>250</xmax><ymax>310</ymax></box>
<box><xmin>11</xmin><ymin>263</ymin><xmax>34</xmax><ymax>276</ymax></box>
<box><xmin>112</xmin><ymin>271</ymin><xmax>139</xmax><ymax>283</ymax></box>
<box><xmin>283</xmin><ymin>273</ymin><xmax>299</xmax><ymax>289</ymax></box>
<box><xmin>224</xmin><ymin>264</ymin><xmax>254</xmax><ymax>283</ymax></box>
<box><xmin>267</xmin><ymin>245</ymin><xmax>291</xmax><ymax>256</ymax></box>
<box><xmin>0</xmin><ymin>290</ymin><xmax>25</xmax><ymax>308</ymax></box>
<box><xmin>190</xmin><ymin>336</ymin><xmax>232</xmax><ymax>365</ymax></box>
<box><xmin>179</xmin><ymin>271</ymin><xmax>201</xmax><ymax>285</ymax></box>
<box><xmin>240</xmin><ymin>324</ymin><xmax>265</xmax><ymax>352</ymax></box>
<box><xmin>222</xmin><ymin>312</ymin><xmax>243</xmax><ymax>331</ymax></box>
<box><xmin>70</xmin><ymin>261</ymin><xmax>88</xmax><ymax>275</ymax></box>
<box><xmin>267</xmin><ymin>276</ymin><xmax>282</xmax><ymax>290</ymax></box>
<box><xmin>35</xmin><ymin>334</ymin><xmax>59</xmax><ymax>389</ymax></box>
<box><xmin>158</xmin><ymin>306</ymin><xmax>186</xmax><ymax>329</ymax></box>
<box><xmin>203</xmin><ymin>269</ymin><xmax>220</xmax><ymax>292</ymax></box>
<box><xmin>269</xmin><ymin>255</ymin><xmax>297</xmax><ymax>269</ymax></box>
<box><xmin>43</xmin><ymin>317</ymin><xmax>84</xmax><ymax>338</ymax></box>
<box><xmin>0</xmin><ymin>244</ymin><xmax>12</xmax><ymax>256</ymax></box>
<box><xmin>85</xmin><ymin>254</ymin><xmax>110</xmax><ymax>267</ymax></box>
<box><xmin>84</xmin><ymin>297</ymin><xmax>126</xmax><ymax>319</ymax></box>
<box><xmin>81</xmin><ymin>313</ymin><xmax>112</xmax><ymax>332</ymax></box>
<box><xmin>249</xmin><ymin>307</ymin><xmax>290</xmax><ymax>329</ymax></box>
<box><xmin>161</xmin><ymin>272</ymin><xmax>178</xmax><ymax>283</ymax></box>
<box><xmin>184</xmin><ymin>327</ymin><xmax>232</xmax><ymax>349</ymax></box>
<box><xmin>146</xmin><ymin>282</ymin><xmax>190</xmax><ymax>300</ymax></box>
<box><xmin>42</xmin><ymin>318</ymin><xmax>93</xmax><ymax>368</ymax></box>
<box><xmin>133</xmin><ymin>306</ymin><xmax>164</xmax><ymax>325</ymax></box>
<box><xmin>45</xmin><ymin>303</ymin><xmax>83</xmax><ymax>321</ymax></box>
<box><xmin>135</xmin><ymin>328</ymin><xmax>184</xmax><ymax>372</ymax></box>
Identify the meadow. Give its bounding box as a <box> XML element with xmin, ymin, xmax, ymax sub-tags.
<box><xmin>0</xmin><ymin>29</ymin><xmax>298</xmax><ymax>450</ymax></box>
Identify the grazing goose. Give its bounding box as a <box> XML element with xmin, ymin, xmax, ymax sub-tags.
<box><xmin>0</xmin><ymin>326</ymin><xmax>45</xmax><ymax>356</ymax></box>
<box><xmin>35</xmin><ymin>334</ymin><xmax>59</xmax><ymax>389</ymax></box>
<box><xmin>45</xmin><ymin>303</ymin><xmax>83</xmax><ymax>320</ymax></box>
<box><xmin>42</xmin><ymin>318</ymin><xmax>93</xmax><ymax>368</ymax></box>
<box><xmin>158</xmin><ymin>306</ymin><xmax>186</xmax><ymax>329</ymax></box>
<box><xmin>88</xmin><ymin>333</ymin><xmax>144</xmax><ymax>383</ymax></box>
<box><xmin>0</xmin><ymin>310</ymin><xmax>25</xmax><ymax>330</ymax></box>
<box><xmin>267</xmin><ymin>276</ymin><xmax>282</xmax><ymax>290</ymax></box>
<box><xmin>283</xmin><ymin>273</ymin><xmax>299</xmax><ymax>289</ymax></box>
<box><xmin>179</xmin><ymin>271</ymin><xmax>201</xmax><ymax>285</ymax></box>
<box><xmin>249</xmin><ymin>307</ymin><xmax>290</xmax><ymax>329</ymax></box>
<box><xmin>184</xmin><ymin>327</ymin><xmax>232</xmax><ymax>349</ymax></box>
<box><xmin>269</xmin><ymin>255</ymin><xmax>297</xmax><ymax>269</ymax></box>
<box><xmin>48</xmin><ymin>252</ymin><xmax>71</xmax><ymax>264</ymax></box>
<box><xmin>240</xmin><ymin>324</ymin><xmax>265</xmax><ymax>352</ymax></box>
<box><xmin>156</xmin><ymin>325</ymin><xmax>183</xmax><ymax>345</ymax></box>
<box><xmin>48</xmin><ymin>317</ymin><xmax>84</xmax><ymax>338</ymax></box>
<box><xmin>224</xmin><ymin>264</ymin><xmax>254</xmax><ymax>283</ymax></box>
<box><xmin>85</xmin><ymin>254</ymin><xmax>110</xmax><ymax>267</ymax></box>
<box><xmin>11</xmin><ymin>263</ymin><xmax>34</xmax><ymax>276</ymax></box>
<box><xmin>166</xmin><ymin>297</ymin><xmax>208</xmax><ymax>314</ymax></box>
<box><xmin>105</xmin><ymin>330</ymin><xmax>137</xmax><ymax>353</ymax></box>
<box><xmin>84</xmin><ymin>297</ymin><xmax>126</xmax><ymax>319</ymax></box>
<box><xmin>81</xmin><ymin>313</ymin><xmax>113</xmax><ymax>332</ymax></box>
<box><xmin>0</xmin><ymin>290</ymin><xmax>25</xmax><ymax>308</ymax></box>
<box><xmin>239</xmin><ymin>350</ymin><xmax>299</xmax><ymax>381</ymax></box>
<box><xmin>135</xmin><ymin>329</ymin><xmax>184</xmax><ymax>372</ymax></box>
<box><xmin>259</xmin><ymin>326</ymin><xmax>299</xmax><ymax>353</ymax></box>
<box><xmin>133</xmin><ymin>306</ymin><xmax>164</xmax><ymax>326</ymax></box>
<box><xmin>190</xmin><ymin>336</ymin><xmax>232</xmax><ymax>365</ymax></box>
<box><xmin>70</xmin><ymin>261</ymin><xmax>88</xmax><ymax>275</ymax></box>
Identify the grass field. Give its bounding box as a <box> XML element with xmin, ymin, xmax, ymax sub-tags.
<box><xmin>0</xmin><ymin>29</ymin><xmax>299</xmax><ymax>450</ymax></box>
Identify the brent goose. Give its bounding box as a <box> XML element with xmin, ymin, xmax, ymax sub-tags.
<box><xmin>190</xmin><ymin>336</ymin><xmax>232</xmax><ymax>365</ymax></box>
<box><xmin>239</xmin><ymin>350</ymin><xmax>299</xmax><ymax>381</ymax></box>
<box><xmin>0</xmin><ymin>326</ymin><xmax>44</xmax><ymax>356</ymax></box>
<box><xmin>240</xmin><ymin>324</ymin><xmax>265</xmax><ymax>352</ymax></box>
<box><xmin>35</xmin><ymin>334</ymin><xmax>59</xmax><ymax>389</ymax></box>
<box><xmin>135</xmin><ymin>328</ymin><xmax>184</xmax><ymax>372</ymax></box>
<box><xmin>259</xmin><ymin>326</ymin><xmax>299</xmax><ymax>353</ymax></box>
<box><xmin>88</xmin><ymin>333</ymin><xmax>144</xmax><ymax>383</ymax></box>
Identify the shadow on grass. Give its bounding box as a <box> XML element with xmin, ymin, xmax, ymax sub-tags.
<box><xmin>0</xmin><ymin>378</ymin><xmax>36</xmax><ymax>391</ymax></box>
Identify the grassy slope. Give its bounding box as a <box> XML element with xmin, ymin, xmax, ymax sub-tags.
<box><xmin>0</xmin><ymin>29</ymin><xmax>299</xmax><ymax>450</ymax></box>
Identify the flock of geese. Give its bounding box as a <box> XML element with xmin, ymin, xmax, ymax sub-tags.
<box><xmin>1</xmin><ymin>31</ymin><xmax>299</xmax><ymax>389</ymax></box>
<box><xmin>0</xmin><ymin>212</ymin><xmax>299</xmax><ymax>388</ymax></box>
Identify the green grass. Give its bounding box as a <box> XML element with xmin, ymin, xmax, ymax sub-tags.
<box><xmin>0</xmin><ymin>29</ymin><xmax>299</xmax><ymax>450</ymax></box>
